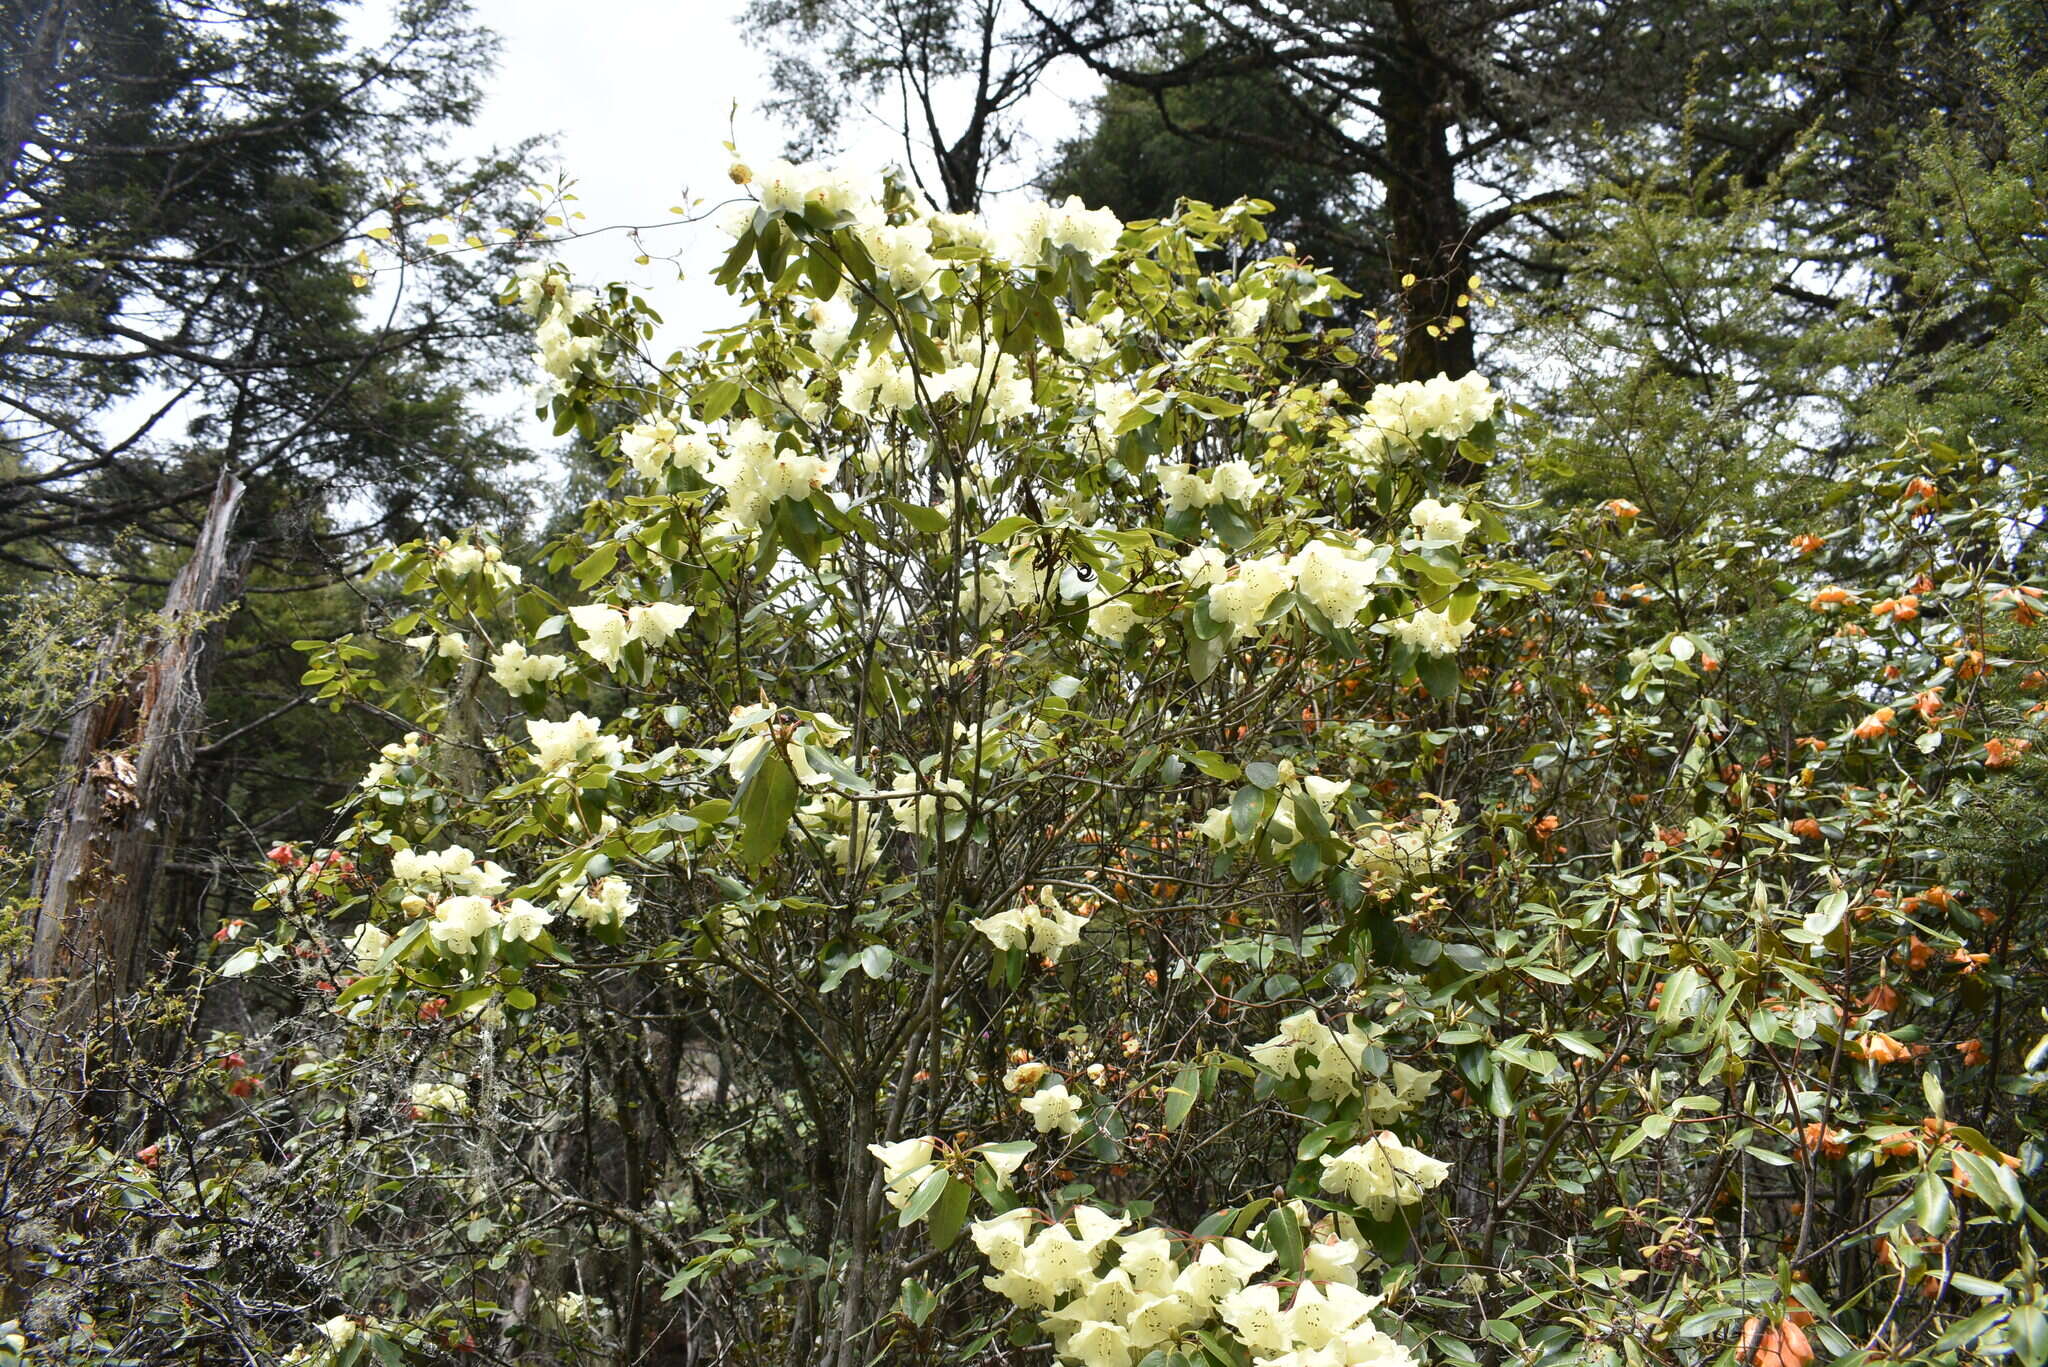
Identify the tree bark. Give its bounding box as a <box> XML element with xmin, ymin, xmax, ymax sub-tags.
<box><xmin>19</xmin><ymin>469</ymin><xmax>250</xmax><ymax>1083</ymax></box>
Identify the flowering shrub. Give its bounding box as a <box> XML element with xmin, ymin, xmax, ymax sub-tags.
<box><xmin>23</xmin><ymin>147</ymin><xmax>2040</xmax><ymax>1367</ymax></box>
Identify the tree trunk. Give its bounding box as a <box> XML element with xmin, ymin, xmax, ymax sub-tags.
<box><xmin>19</xmin><ymin>469</ymin><xmax>250</xmax><ymax>1085</ymax></box>
<box><xmin>1382</xmin><ymin>65</ymin><xmax>1478</xmax><ymax>387</ymax></box>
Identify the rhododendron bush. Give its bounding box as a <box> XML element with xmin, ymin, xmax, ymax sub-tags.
<box><xmin>50</xmin><ymin>150</ymin><xmax>2045</xmax><ymax>1367</ymax></box>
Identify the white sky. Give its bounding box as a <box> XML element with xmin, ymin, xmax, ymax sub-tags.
<box><xmin>410</xmin><ymin>1</ymin><xmax>1099</xmax><ymax>449</ymax></box>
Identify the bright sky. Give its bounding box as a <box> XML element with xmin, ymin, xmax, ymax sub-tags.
<box><xmin>424</xmin><ymin>1</ymin><xmax>1099</xmax><ymax>406</ymax></box>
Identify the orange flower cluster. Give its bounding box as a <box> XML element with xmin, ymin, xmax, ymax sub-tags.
<box><xmin>1795</xmin><ymin>1123</ymin><xmax>1848</xmax><ymax>1160</ymax></box>
<box><xmin>1994</xmin><ymin>584</ymin><xmax>2042</xmax><ymax>625</ymax></box>
<box><xmin>1852</xmin><ymin>707</ymin><xmax>1895</xmax><ymax>740</ymax></box>
<box><xmin>1790</xmin><ymin>534</ymin><xmax>1824</xmax><ymax>557</ymax></box>
<box><xmin>1739</xmin><ymin>1313</ymin><xmax>1816</xmax><ymax>1367</ymax></box>
<box><xmin>1809</xmin><ymin>585</ymin><xmax>1855</xmax><ymax>611</ymax></box>
<box><xmin>1984</xmin><ymin>737</ymin><xmax>2031</xmax><ymax>768</ymax></box>
<box><xmin>1853</xmin><ymin>1031</ymin><xmax>1925</xmax><ymax>1065</ymax></box>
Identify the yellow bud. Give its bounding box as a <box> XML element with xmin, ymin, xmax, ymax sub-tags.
<box><xmin>728</xmin><ymin>161</ymin><xmax>754</xmax><ymax>186</ymax></box>
<box><xmin>1400</xmin><ymin>273</ymin><xmax>1417</xmax><ymax>289</ymax></box>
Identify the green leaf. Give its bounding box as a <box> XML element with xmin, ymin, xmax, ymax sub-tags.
<box><xmin>1263</xmin><ymin>1204</ymin><xmax>1304</xmax><ymax>1280</ymax></box>
<box><xmin>1416</xmin><ymin>650</ymin><xmax>1459</xmax><ymax>699</ymax></box>
<box><xmin>897</xmin><ymin>1168</ymin><xmax>949</xmax><ymax>1227</ymax></box>
<box><xmin>929</xmin><ymin>1175</ymin><xmax>971</xmax><ymax>1249</ymax></box>
<box><xmin>1163</xmin><ymin>1064</ymin><xmax>1201</xmax><ymax>1131</ymax></box>
<box><xmin>734</xmin><ymin>754</ymin><xmax>799</xmax><ymax>869</ymax></box>
<box><xmin>571</xmin><ymin>542</ymin><xmax>619</xmax><ymax>589</ymax></box>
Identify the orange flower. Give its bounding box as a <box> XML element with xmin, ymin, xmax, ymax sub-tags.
<box><xmin>1750</xmin><ymin>1317</ymin><xmax>1816</xmax><ymax>1367</ymax></box>
<box><xmin>1860</xmin><ymin>982</ymin><xmax>1900</xmax><ymax>1014</ymax></box>
<box><xmin>1901</xmin><ymin>475</ymin><xmax>1939</xmax><ymax>509</ymax></box>
<box><xmin>1790</xmin><ymin>534</ymin><xmax>1824</xmax><ymax>557</ymax></box>
<box><xmin>1809</xmin><ymin>585</ymin><xmax>1854</xmax><ymax>611</ymax></box>
<box><xmin>1855</xmin><ymin>1031</ymin><xmax>1913</xmax><ymax>1064</ymax></box>
<box><xmin>1901</xmin><ymin>935</ymin><xmax>1936</xmax><ymax>972</ymax></box>
<box><xmin>1995</xmin><ymin>585</ymin><xmax>2043</xmax><ymax>626</ymax></box>
<box><xmin>1790</xmin><ymin>817</ymin><xmax>1823</xmax><ymax>840</ymax></box>
<box><xmin>1871</xmin><ymin>595</ymin><xmax>1920</xmax><ymax>623</ymax></box>
<box><xmin>1923</xmin><ymin>886</ymin><xmax>1958</xmax><ymax>912</ymax></box>
<box><xmin>1949</xmin><ymin>946</ymin><xmax>1989</xmax><ymax>974</ymax></box>
<box><xmin>1793</xmin><ymin>736</ymin><xmax>1828</xmax><ymax>752</ymax></box>
<box><xmin>1911</xmin><ymin>688</ymin><xmax>1944</xmax><ymax>721</ymax></box>
<box><xmin>1603</xmin><ymin>498</ymin><xmax>1641</xmax><ymax>519</ymax></box>
<box><xmin>1957</xmin><ymin>1038</ymin><xmax>1987</xmax><ymax>1067</ymax></box>
<box><xmin>1795</xmin><ymin>1122</ymin><xmax>1848</xmax><ymax>1160</ymax></box>
<box><xmin>1985</xmin><ymin>737</ymin><xmax>2031</xmax><ymax>768</ymax></box>
<box><xmin>1852</xmin><ymin>707</ymin><xmax>1895</xmax><ymax>740</ymax></box>
<box><xmin>1947</xmin><ymin>648</ymin><xmax>1987</xmax><ymax>680</ymax></box>
<box><xmin>1700</xmin><ymin>653</ymin><xmax>1720</xmax><ymax>671</ymax></box>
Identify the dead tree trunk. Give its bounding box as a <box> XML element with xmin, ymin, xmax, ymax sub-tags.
<box><xmin>20</xmin><ymin>469</ymin><xmax>251</xmax><ymax>1083</ymax></box>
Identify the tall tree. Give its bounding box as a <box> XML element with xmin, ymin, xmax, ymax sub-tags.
<box><xmin>0</xmin><ymin>0</ymin><xmax>544</xmax><ymax>1067</ymax></box>
<box><xmin>742</xmin><ymin>0</ymin><xmax>1064</xmax><ymax>212</ymax></box>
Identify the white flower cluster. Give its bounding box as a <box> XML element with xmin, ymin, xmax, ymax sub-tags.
<box><xmin>360</xmin><ymin>730</ymin><xmax>428</xmax><ymax>789</ymax></box>
<box><xmin>867</xmin><ymin>1136</ymin><xmax>1032</xmax><ymax>1218</ymax></box>
<box><xmin>556</xmin><ymin>874</ymin><xmax>637</xmax><ymax>928</ymax></box>
<box><xmin>957</xmin><ymin>547</ymin><xmax>1055</xmax><ymax>625</ymax></box>
<box><xmin>732</xmin><ymin>156</ymin><xmax>1121</xmax><ymax>278</ymax></box>
<box><xmin>1207</xmin><ymin>552</ymin><xmax>1296</xmax><ymax>640</ymax></box>
<box><xmin>1247</xmin><ymin>1012</ymin><xmax>1441</xmax><ymax>1124</ymax></box>
<box><xmin>702</xmin><ymin>417</ymin><xmax>840</xmax><ymax>533</ymax></box>
<box><xmin>1407</xmin><ymin>498</ymin><xmax>1477</xmax><ymax>546</ymax></box>
<box><xmin>1385</xmin><ymin>605</ymin><xmax>1475</xmax><ymax>657</ymax></box>
<box><xmin>1090</xmin><ymin>380</ymin><xmax>1155</xmax><ymax>442</ymax></box>
<box><xmin>391</xmin><ymin>845</ymin><xmax>511</xmax><ymax>895</ymax></box>
<box><xmin>854</xmin><ymin>218</ymin><xmax>941</xmax><ymax>292</ymax></box>
<box><xmin>1291</xmin><ymin>539</ymin><xmax>1383</xmax><ymax>629</ymax></box>
<box><xmin>516</xmin><ymin>263</ymin><xmax>605</xmax><ymax>398</ymax></box>
<box><xmin>1318</xmin><ymin>1133</ymin><xmax>1451</xmax><ymax>1221</ymax></box>
<box><xmin>841</xmin><ymin>345</ymin><xmax>1036</xmax><ymax>426</ymax></box>
<box><xmin>997</xmin><ymin>194</ymin><xmax>1126</xmax><ymax>266</ymax></box>
<box><xmin>438</xmin><ymin>537</ymin><xmax>521</xmax><ymax>587</ymax></box>
<box><xmin>1346</xmin><ymin>372</ymin><xmax>1496</xmax><ymax>463</ymax></box>
<box><xmin>424</xmin><ymin>893</ymin><xmax>552</xmax><ymax>956</ymax></box>
<box><xmin>1020</xmin><ymin>1079</ymin><xmax>1086</xmax><ymax>1135</ymax></box>
<box><xmin>488</xmin><ymin>640</ymin><xmax>569</xmax><ymax>696</ymax></box>
<box><xmin>971</xmin><ymin>886</ymin><xmax>1090</xmax><ymax>963</ymax></box>
<box><xmin>1190</xmin><ymin>538</ymin><xmax>1384</xmax><ymax>639</ymax></box>
<box><xmin>620</xmin><ymin>412</ymin><xmax>717</xmax><ymax>483</ymax></box>
<box><xmin>1348</xmin><ymin>795</ymin><xmax>1461</xmax><ymax>881</ymax></box>
<box><xmin>750</xmin><ymin>157</ymin><xmax>880</xmax><ymax>221</ymax></box>
<box><xmin>889</xmin><ymin>771</ymin><xmax>970</xmax><ymax>839</ymax></box>
<box><xmin>408</xmin><ymin>1081</ymin><xmax>468</xmax><ymax>1116</ymax></box>
<box><xmin>1087</xmin><ymin>592</ymin><xmax>1144</xmax><ymax>644</ymax></box>
<box><xmin>1157</xmin><ymin>460</ymin><xmax>1267</xmax><ymax>514</ymax></box>
<box><xmin>870</xmin><ymin>1135</ymin><xmax>941</xmax><ymax>1212</ymax></box>
<box><xmin>972</xmin><ymin>1204</ymin><xmax>1414</xmax><ymax>1367</ymax></box>
<box><xmin>567</xmin><ymin>601</ymin><xmax>695</xmax><ymax>670</ymax></box>
<box><xmin>1197</xmin><ymin>765</ymin><xmax>1349</xmax><ymax>852</ymax></box>
<box><xmin>1247</xmin><ymin>1010</ymin><xmax>1373</xmax><ymax>1102</ymax></box>
<box><xmin>526</xmin><ymin>712</ymin><xmax>629</xmax><ymax>776</ymax></box>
